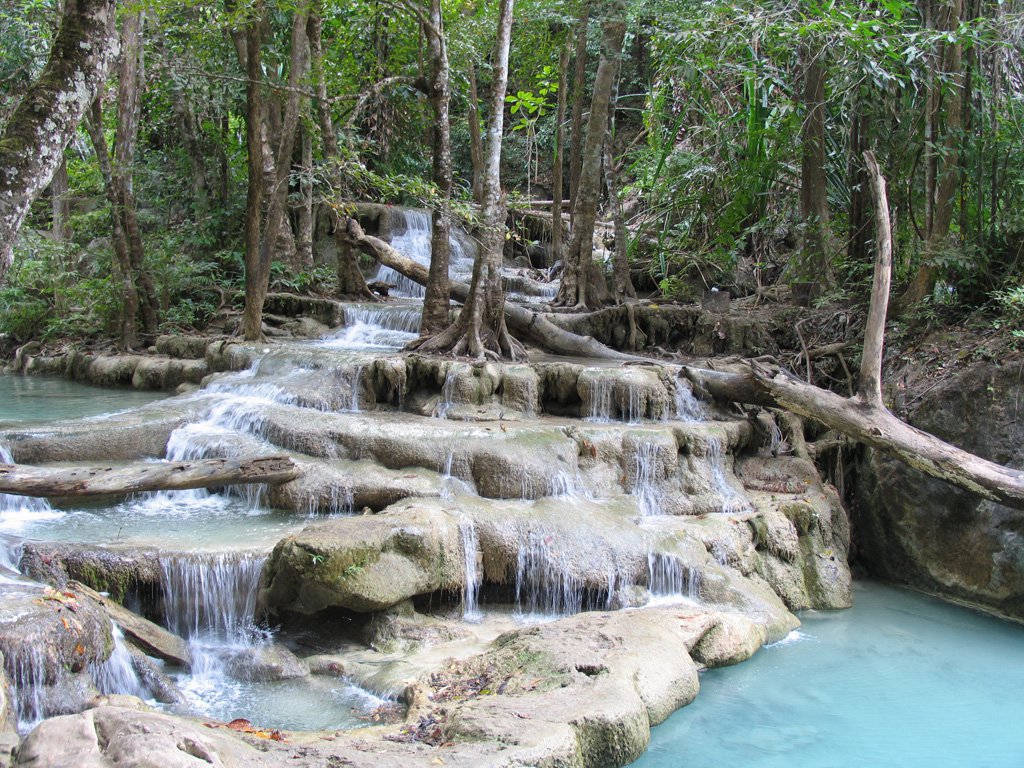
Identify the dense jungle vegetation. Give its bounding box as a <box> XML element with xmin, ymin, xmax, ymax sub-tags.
<box><xmin>1</xmin><ymin>0</ymin><xmax>1023</xmax><ymax>356</ymax></box>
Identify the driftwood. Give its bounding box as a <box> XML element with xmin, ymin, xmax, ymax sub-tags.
<box><xmin>344</xmin><ymin>218</ymin><xmax>633</xmax><ymax>360</ymax></box>
<box><xmin>0</xmin><ymin>455</ymin><xmax>300</xmax><ymax>498</ymax></box>
<box><xmin>684</xmin><ymin>151</ymin><xmax>1024</xmax><ymax>510</ymax></box>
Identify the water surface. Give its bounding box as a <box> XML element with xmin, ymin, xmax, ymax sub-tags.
<box><xmin>0</xmin><ymin>374</ymin><xmax>167</xmax><ymax>424</ymax></box>
<box><xmin>632</xmin><ymin>581</ymin><xmax>1024</xmax><ymax>768</ymax></box>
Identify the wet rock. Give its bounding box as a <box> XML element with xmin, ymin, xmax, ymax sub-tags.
<box><xmin>855</xmin><ymin>360</ymin><xmax>1024</xmax><ymax>620</ymax></box>
<box><xmin>20</xmin><ymin>544</ymin><xmax>161</xmax><ymax>604</ymax></box>
<box><xmin>364</xmin><ymin>608</ymin><xmax>471</xmax><ymax>653</ymax></box>
<box><xmin>0</xmin><ymin>652</ymin><xmax>18</xmax><ymax>767</ymax></box>
<box><xmin>690</xmin><ymin>612</ymin><xmax>766</xmax><ymax>667</ymax></box>
<box><xmin>131</xmin><ymin>358</ymin><xmax>207</xmax><ymax>391</ymax></box>
<box><xmin>222</xmin><ymin>643</ymin><xmax>308</xmax><ymax>682</ymax></box>
<box><xmin>259</xmin><ymin>504</ymin><xmax>462</xmax><ymax>615</ymax></box>
<box><xmin>124</xmin><ymin>648</ymin><xmax>187</xmax><ymax>705</ymax></box>
<box><xmin>155</xmin><ymin>335</ymin><xmax>210</xmax><ymax>360</ymax></box>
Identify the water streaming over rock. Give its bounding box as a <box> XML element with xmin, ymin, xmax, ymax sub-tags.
<box><xmin>584</xmin><ymin>377</ymin><xmax>616</xmax><ymax>423</ymax></box>
<box><xmin>459</xmin><ymin>520</ymin><xmax>482</xmax><ymax>621</ymax></box>
<box><xmin>513</xmin><ymin>531</ymin><xmax>616</xmax><ymax>617</ymax></box>
<box><xmin>9</xmin><ymin>645</ymin><xmax>47</xmax><ymax>731</ymax></box>
<box><xmin>160</xmin><ymin>553</ymin><xmax>266</xmax><ymax>642</ymax></box>
<box><xmin>707</xmin><ymin>437</ymin><xmax>750</xmax><ymax>514</ymax></box>
<box><xmin>305</xmin><ymin>483</ymin><xmax>355</xmax><ymax>517</ymax></box>
<box><xmin>435</xmin><ymin>367</ymin><xmax>459</xmax><ymax>419</ymax></box>
<box><xmin>371</xmin><ymin>210</ymin><xmax>476</xmax><ymax>298</ymax></box>
<box><xmin>632</xmin><ymin>441</ymin><xmax>665</xmax><ymax>517</ymax></box>
<box><xmin>674</xmin><ymin>378</ymin><xmax>707</xmax><ymax>422</ymax></box>
<box><xmin>0</xmin><ymin>444</ymin><xmax>53</xmax><ymax>520</ymax></box>
<box><xmin>92</xmin><ymin>622</ymin><xmax>148</xmax><ymax>699</ymax></box>
<box><xmin>647</xmin><ymin>552</ymin><xmax>702</xmax><ymax>600</ymax></box>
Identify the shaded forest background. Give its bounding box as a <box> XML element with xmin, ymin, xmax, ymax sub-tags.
<box><xmin>2</xmin><ymin>0</ymin><xmax>1024</xmax><ymax>356</ymax></box>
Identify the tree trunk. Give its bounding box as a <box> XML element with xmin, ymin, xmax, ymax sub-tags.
<box><xmin>50</xmin><ymin>155</ymin><xmax>71</xmax><ymax>243</ymax></box>
<box><xmin>794</xmin><ymin>37</ymin><xmax>831</xmax><ymax>286</ymax></box>
<box><xmin>240</xmin><ymin>6</ymin><xmax>266</xmax><ymax>339</ymax></box>
<box><xmin>307</xmin><ymin>7</ymin><xmax>377</xmax><ymax>300</ymax></box>
<box><xmin>421</xmin><ymin>0</ymin><xmax>453</xmax><ymax>337</ymax></box>
<box><xmin>241</xmin><ymin>2</ymin><xmax>308</xmax><ymax>340</ymax></box>
<box><xmin>555</xmin><ymin>8</ymin><xmax>625</xmax><ymax>310</ymax></box>
<box><xmin>296</xmin><ymin>124</ymin><xmax>315</xmax><ymax>268</ymax></box>
<box><xmin>407</xmin><ymin>0</ymin><xmax>524</xmax><ymax>360</ymax></box>
<box><xmin>468</xmin><ymin>63</ymin><xmax>484</xmax><ymax>205</ymax></box>
<box><xmin>567</xmin><ymin>7</ymin><xmax>590</xmax><ymax>218</ymax></box>
<box><xmin>551</xmin><ymin>33</ymin><xmax>570</xmax><ymax>267</ymax></box>
<box><xmin>85</xmin><ymin>100</ymin><xmax>138</xmax><ymax>350</ymax></box>
<box><xmin>605</xmin><ymin>148</ymin><xmax>635</xmax><ymax>302</ymax></box>
<box><xmin>0</xmin><ymin>0</ymin><xmax>119</xmax><ymax>281</ymax></box>
<box><xmin>0</xmin><ymin>456</ymin><xmax>300</xmax><ymax>498</ymax></box>
<box><xmin>899</xmin><ymin>0</ymin><xmax>964</xmax><ymax>309</ymax></box>
<box><xmin>114</xmin><ymin>10</ymin><xmax>159</xmax><ymax>334</ymax></box>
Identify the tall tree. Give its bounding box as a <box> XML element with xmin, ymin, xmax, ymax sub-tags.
<box><xmin>554</xmin><ymin>3</ymin><xmax>625</xmax><ymax>310</ymax></box>
<box><xmin>408</xmin><ymin>0</ymin><xmax>522</xmax><ymax>360</ymax></box>
<box><xmin>0</xmin><ymin>0</ymin><xmax>119</xmax><ymax>281</ymax></box>
<box><xmin>420</xmin><ymin>0</ymin><xmax>453</xmax><ymax>337</ymax></box>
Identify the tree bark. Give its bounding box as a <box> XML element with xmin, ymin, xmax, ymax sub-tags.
<box><xmin>240</xmin><ymin>6</ymin><xmax>266</xmax><ymax>339</ymax></box>
<box><xmin>859</xmin><ymin>151</ymin><xmax>891</xmax><ymax>408</ymax></box>
<box><xmin>0</xmin><ymin>456</ymin><xmax>300</xmax><ymax>498</ymax></box>
<box><xmin>794</xmin><ymin>36</ymin><xmax>831</xmax><ymax>285</ymax></box>
<box><xmin>555</xmin><ymin>8</ymin><xmax>625</xmax><ymax>310</ymax></box>
<box><xmin>605</xmin><ymin>147</ymin><xmax>635</xmax><ymax>302</ymax></box>
<box><xmin>0</xmin><ymin>0</ymin><xmax>119</xmax><ymax>281</ymax></box>
<box><xmin>421</xmin><ymin>0</ymin><xmax>453</xmax><ymax>337</ymax></box>
<box><xmin>467</xmin><ymin>62</ymin><xmax>484</xmax><ymax>205</ymax></box>
<box><xmin>551</xmin><ymin>33</ymin><xmax>570</xmax><ymax>267</ymax></box>
<box><xmin>50</xmin><ymin>156</ymin><xmax>71</xmax><ymax>243</ymax></box>
<box><xmin>307</xmin><ymin>6</ymin><xmax>377</xmax><ymax>301</ymax></box>
<box><xmin>296</xmin><ymin>123</ymin><xmax>315</xmax><ymax>268</ymax></box>
<box><xmin>567</xmin><ymin>7</ymin><xmax>590</xmax><ymax>217</ymax></box>
<box><xmin>85</xmin><ymin>100</ymin><xmax>139</xmax><ymax>350</ymax></box>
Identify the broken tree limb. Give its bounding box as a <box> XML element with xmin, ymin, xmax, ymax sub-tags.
<box><xmin>0</xmin><ymin>456</ymin><xmax>300</xmax><ymax>498</ymax></box>
<box><xmin>684</xmin><ymin>154</ymin><xmax>1024</xmax><ymax>509</ymax></box>
<box><xmin>343</xmin><ymin>218</ymin><xmax>633</xmax><ymax>360</ymax></box>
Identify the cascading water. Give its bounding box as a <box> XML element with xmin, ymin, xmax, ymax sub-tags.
<box><xmin>459</xmin><ymin>520</ymin><xmax>482</xmax><ymax>621</ymax></box>
<box><xmin>92</xmin><ymin>622</ymin><xmax>148</xmax><ymax>699</ymax></box>
<box><xmin>0</xmin><ymin>443</ymin><xmax>56</xmax><ymax>525</ymax></box>
<box><xmin>632</xmin><ymin>441</ymin><xmax>665</xmax><ymax>517</ymax></box>
<box><xmin>440</xmin><ymin>453</ymin><xmax>474</xmax><ymax>499</ymax></box>
<box><xmin>707</xmin><ymin>437</ymin><xmax>749</xmax><ymax>514</ymax></box>
<box><xmin>160</xmin><ymin>553</ymin><xmax>266</xmax><ymax>642</ymax></box>
<box><xmin>585</xmin><ymin>378</ymin><xmax>615</xmax><ymax>423</ymax></box>
<box><xmin>647</xmin><ymin>552</ymin><xmax>701</xmax><ymax>601</ymax></box>
<box><xmin>674</xmin><ymin>378</ymin><xmax>707</xmax><ymax>422</ymax></box>
<box><xmin>435</xmin><ymin>367</ymin><xmax>459</xmax><ymax>419</ymax></box>
<box><xmin>8</xmin><ymin>646</ymin><xmax>47</xmax><ymax>731</ymax></box>
<box><xmin>372</xmin><ymin>211</ymin><xmax>432</xmax><ymax>298</ymax></box>
<box><xmin>514</xmin><ymin>531</ymin><xmax>619</xmax><ymax>617</ymax></box>
<box><xmin>305</xmin><ymin>483</ymin><xmax>355</xmax><ymax>517</ymax></box>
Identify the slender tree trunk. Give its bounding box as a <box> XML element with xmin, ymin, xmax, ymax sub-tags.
<box><xmin>794</xmin><ymin>37</ymin><xmax>830</xmax><ymax>285</ymax></box>
<box><xmin>85</xmin><ymin>100</ymin><xmax>138</xmax><ymax>350</ymax></box>
<box><xmin>606</xmin><ymin>148</ymin><xmax>634</xmax><ymax>302</ymax></box>
<box><xmin>421</xmin><ymin>0</ymin><xmax>453</xmax><ymax>337</ymax></box>
<box><xmin>567</xmin><ymin>7</ymin><xmax>590</xmax><ymax>219</ymax></box>
<box><xmin>551</xmin><ymin>33</ymin><xmax>570</xmax><ymax>267</ymax></box>
<box><xmin>241</xmin><ymin>3</ymin><xmax>308</xmax><ymax>339</ymax></box>
<box><xmin>408</xmin><ymin>0</ymin><xmax>523</xmax><ymax>360</ymax></box>
<box><xmin>240</xmin><ymin>7</ymin><xmax>266</xmax><ymax>339</ymax></box>
<box><xmin>297</xmin><ymin>124</ymin><xmax>315</xmax><ymax>268</ymax></box>
<box><xmin>468</xmin><ymin>63</ymin><xmax>485</xmax><ymax>205</ymax></box>
<box><xmin>50</xmin><ymin>155</ymin><xmax>71</xmax><ymax>243</ymax></box>
<box><xmin>114</xmin><ymin>10</ymin><xmax>159</xmax><ymax>333</ymax></box>
<box><xmin>307</xmin><ymin>7</ymin><xmax>377</xmax><ymax>300</ymax></box>
<box><xmin>0</xmin><ymin>0</ymin><xmax>119</xmax><ymax>281</ymax></box>
<box><xmin>900</xmin><ymin>0</ymin><xmax>963</xmax><ymax>308</ymax></box>
<box><xmin>555</xmin><ymin>8</ymin><xmax>625</xmax><ymax>310</ymax></box>
<box><xmin>162</xmin><ymin>40</ymin><xmax>209</xmax><ymax>218</ymax></box>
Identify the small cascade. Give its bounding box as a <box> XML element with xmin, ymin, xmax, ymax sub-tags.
<box><xmin>435</xmin><ymin>368</ymin><xmax>459</xmax><ymax>419</ymax></box>
<box><xmin>514</xmin><ymin>531</ymin><xmax>613</xmax><ymax>617</ymax></box>
<box><xmin>707</xmin><ymin>437</ymin><xmax>750</xmax><ymax>514</ymax></box>
<box><xmin>306</xmin><ymin>483</ymin><xmax>355</xmax><ymax>517</ymax></box>
<box><xmin>8</xmin><ymin>646</ymin><xmax>47</xmax><ymax>732</ymax></box>
<box><xmin>373</xmin><ymin>210</ymin><xmax>432</xmax><ymax>298</ymax></box>
<box><xmin>632</xmin><ymin>442</ymin><xmax>665</xmax><ymax>517</ymax></box>
<box><xmin>92</xmin><ymin>622</ymin><xmax>148</xmax><ymax>699</ymax></box>
<box><xmin>459</xmin><ymin>520</ymin><xmax>482</xmax><ymax>621</ymax></box>
<box><xmin>585</xmin><ymin>378</ymin><xmax>615</xmax><ymax>423</ymax></box>
<box><xmin>0</xmin><ymin>443</ymin><xmax>54</xmax><ymax>521</ymax></box>
<box><xmin>337</xmin><ymin>364</ymin><xmax>363</xmax><ymax>413</ymax></box>
<box><xmin>160</xmin><ymin>553</ymin><xmax>266</xmax><ymax>642</ymax></box>
<box><xmin>647</xmin><ymin>553</ymin><xmax>701</xmax><ymax>600</ymax></box>
<box><xmin>674</xmin><ymin>378</ymin><xmax>707</xmax><ymax>422</ymax></box>
<box><xmin>440</xmin><ymin>453</ymin><xmax>474</xmax><ymax>499</ymax></box>
<box><xmin>343</xmin><ymin>304</ymin><xmax>423</xmax><ymax>334</ymax></box>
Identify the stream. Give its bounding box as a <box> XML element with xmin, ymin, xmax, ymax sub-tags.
<box><xmin>0</xmin><ymin>208</ymin><xmax>1021</xmax><ymax>766</ymax></box>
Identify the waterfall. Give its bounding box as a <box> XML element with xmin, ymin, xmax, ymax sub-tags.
<box><xmin>0</xmin><ymin>443</ymin><xmax>54</xmax><ymax>521</ymax></box>
<box><xmin>674</xmin><ymin>378</ymin><xmax>707</xmax><ymax>422</ymax></box>
<box><xmin>632</xmin><ymin>441</ymin><xmax>664</xmax><ymax>517</ymax></box>
<box><xmin>515</xmin><ymin>531</ymin><xmax>584</xmax><ymax>617</ymax></box>
<box><xmin>440</xmin><ymin>453</ymin><xmax>474</xmax><ymax>499</ymax></box>
<box><xmin>8</xmin><ymin>645</ymin><xmax>47</xmax><ymax>732</ymax></box>
<box><xmin>373</xmin><ymin>211</ymin><xmax>432</xmax><ymax>298</ymax></box>
<box><xmin>343</xmin><ymin>304</ymin><xmax>422</xmax><ymax>334</ymax></box>
<box><xmin>584</xmin><ymin>377</ymin><xmax>615</xmax><ymax>422</ymax></box>
<box><xmin>92</xmin><ymin>622</ymin><xmax>148</xmax><ymax>699</ymax></box>
<box><xmin>459</xmin><ymin>520</ymin><xmax>482</xmax><ymax>621</ymax></box>
<box><xmin>305</xmin><ymin>483</ymin><xmax>354</xmax><ymax>517</ymax></box>
<box><xmin>647</xmin><ymin>553</ymin><xmax>701</xmax><ymax>601</ymax></box>
<box><xmin>435</xmin><ymin>368</ymin><xmax>459</xmax><ymax>419</ymax></box>
<box><xmin>707</xmin><ymin>437</ymin><xmax>749</xmax><ymax>514</ymax></box>
<box><xmin>160</xmin><ymin>553</ymin><xmax>266</xmax><ymax>642</ymax></box>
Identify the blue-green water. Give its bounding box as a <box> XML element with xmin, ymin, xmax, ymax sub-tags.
<box><xmin>632</xmin><ymin>581</ymin><xmax>1024</xmax><ymax>768</ymax></box>
<box><xmin>0</xmin><ymin>374</ymin><xmax>166</xmax><ymax>424</ymax></box>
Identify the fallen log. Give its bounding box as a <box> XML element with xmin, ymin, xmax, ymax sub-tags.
<box><xmin>344</xmin><ymin>218</ymin><xmax>633</xmax><ymax>360</ymax></box>
<box><xmin>0</xmin><ymin>455</ymin><xmax>300</xmax><ymax>498</ymax></box>
<box><xmin>684</xmin><ymin>152</ymin><xmax>1024</xmax><ymax>510</ymax></box>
